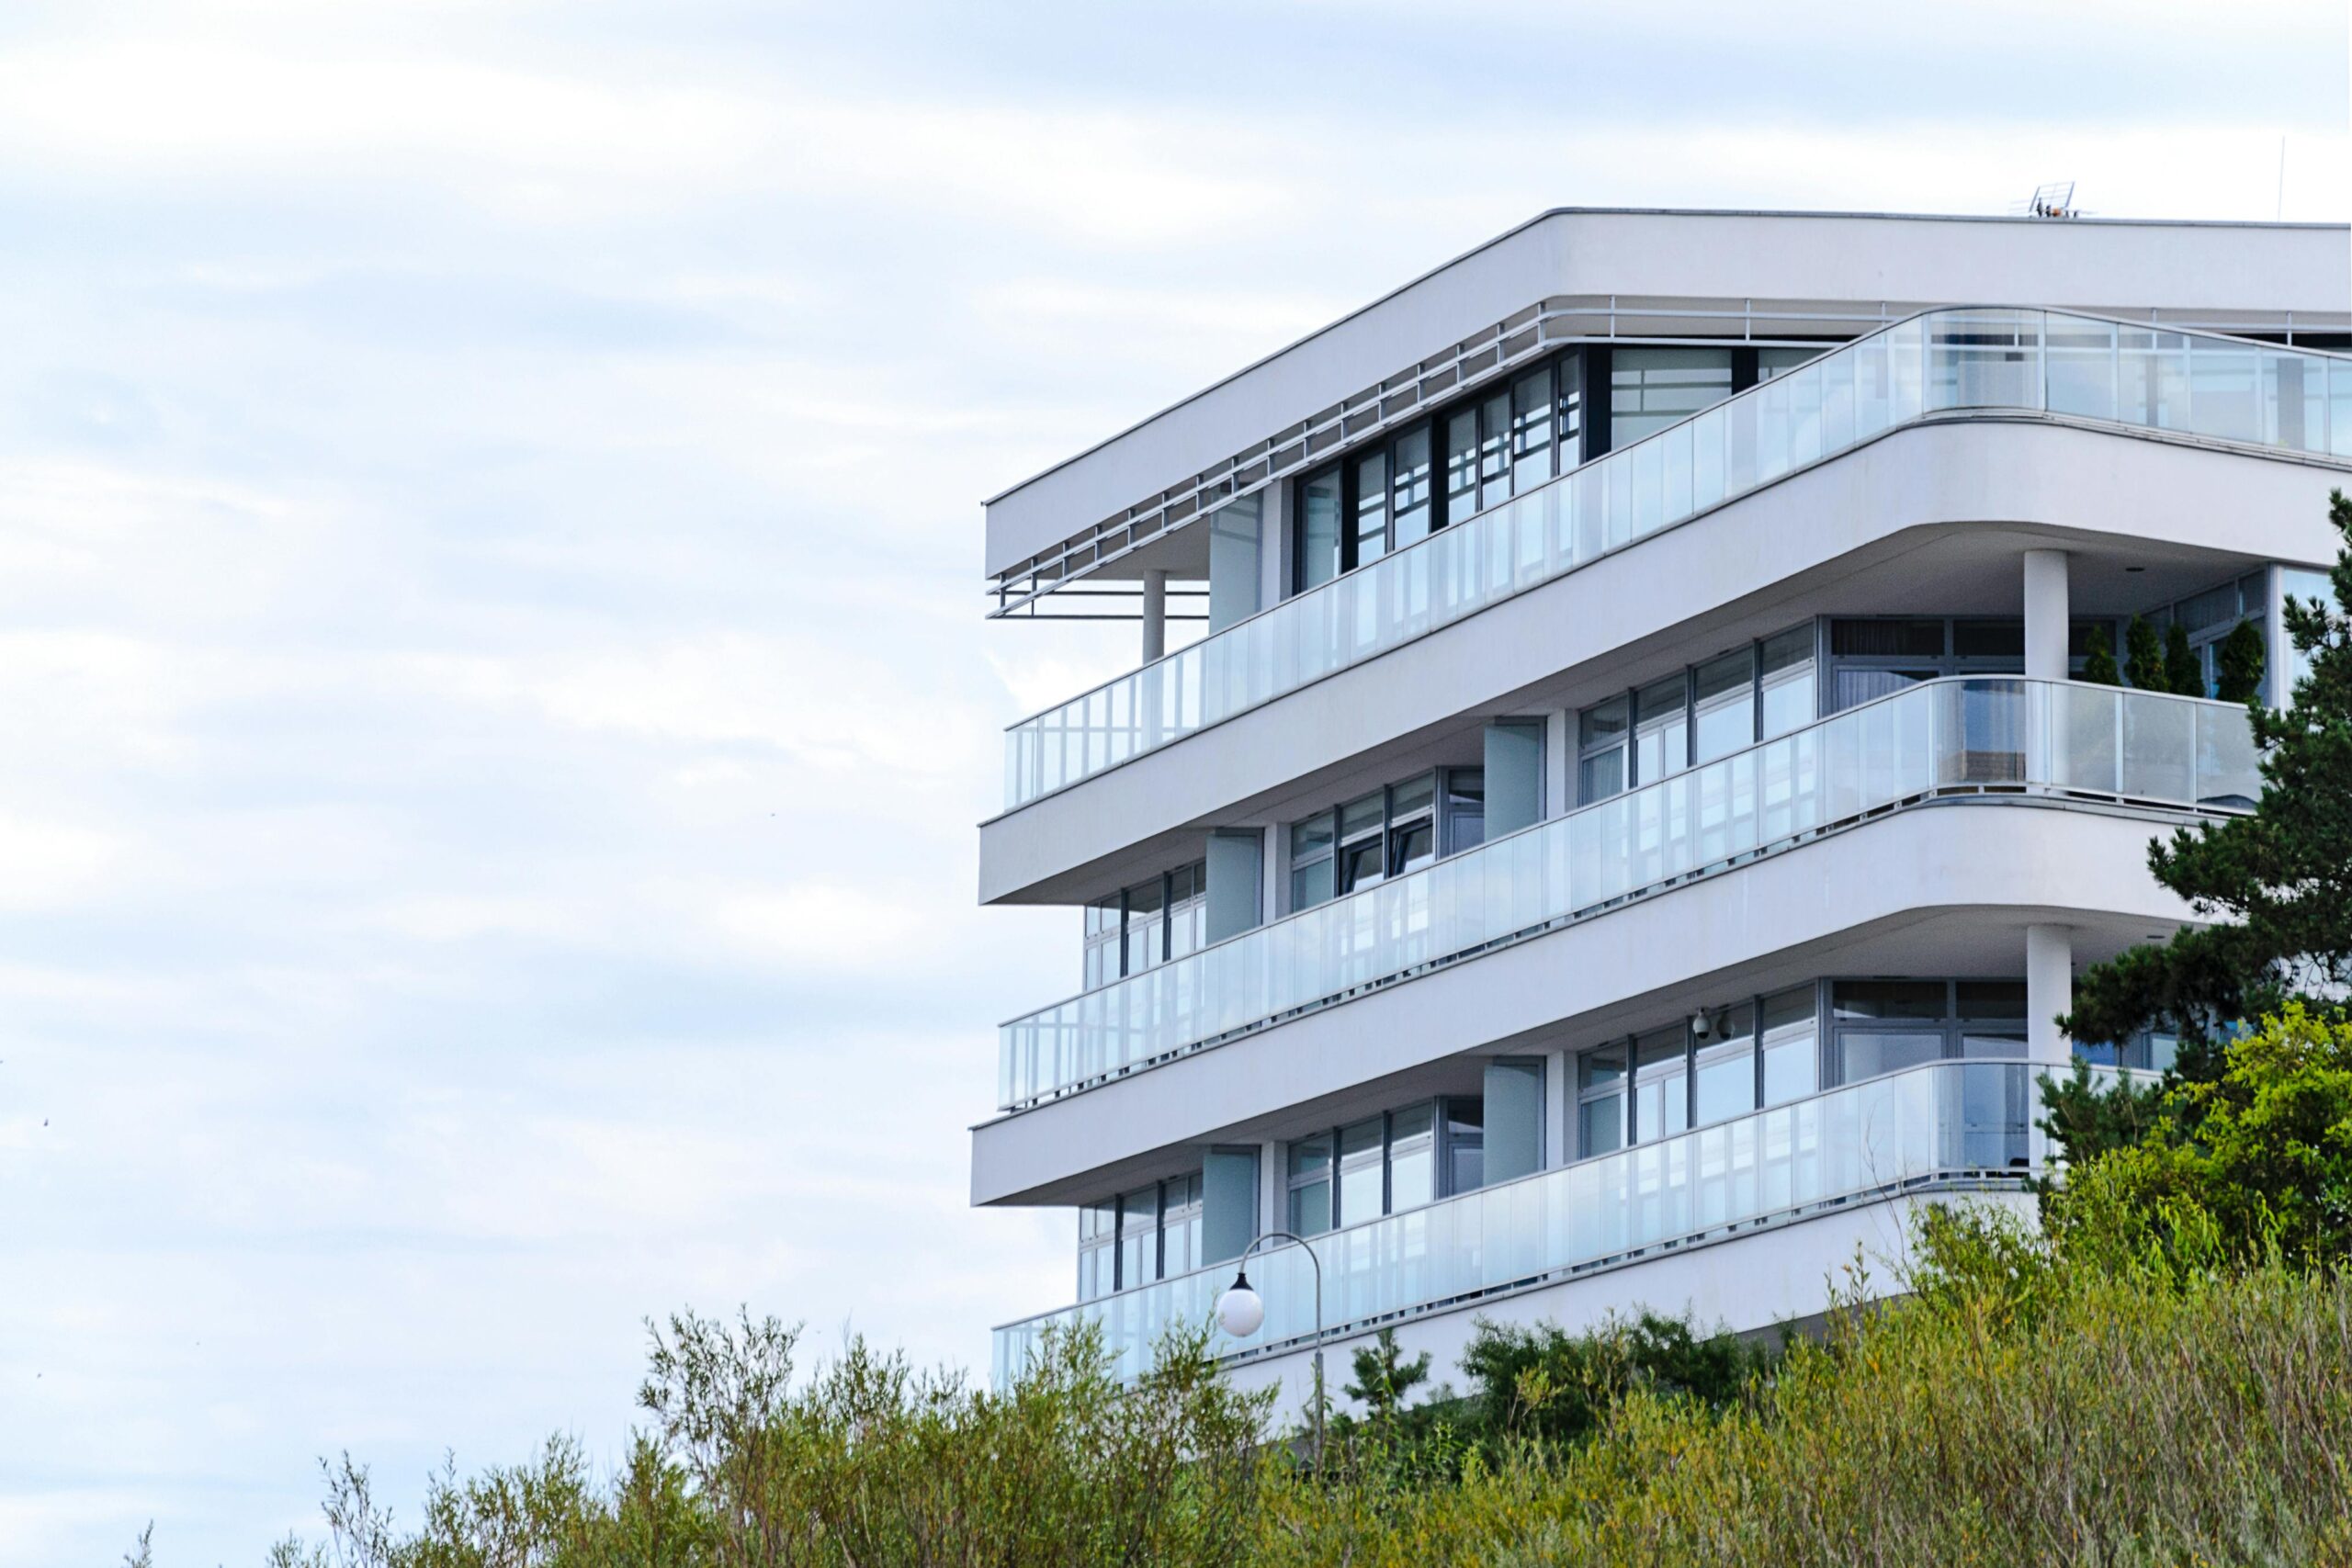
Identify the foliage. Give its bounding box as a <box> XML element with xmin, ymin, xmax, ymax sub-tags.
<box><xmin>1250</xmin><ymin>1205</ymin><xmax>2352</xmax><ymax>1567</ymax></box>
<box><xmin>1339</xmin><ymin>1328</ymin><xmax>1430</xmax><ymax>1423</ymax></box>
<box><xmin>2042</xmin><ymin>1004</ymin><xmax>2352</xmax><ymax>1270</ymax></box>
<box><xmin>2122</xmin><ymin>612</ymin><xmax>2165</xmax><ymax>691</ymax></box>
<box><xmin>2076</xmin><ymin>627</ymin><xmax>2121</xmax><ymax>686</ymax></box>
<box><xmin>265</xmin><ymin>1314</ymin><xmax>1270</xmax><ymax>1568</ymax></box>
<box><xmin>232</xmin><ymin>1035</ymin><xmax>2352</xmax><ymax>1566</ymax></box>
<box><xmin>2162</xmin><ymin>618</ymin><xmax>2204</xmax><ymax>695</ymax></box>
<box><xmin>2034</xmin><ymin>1055</ymin><xmax>2168</xmax><ymax>1173</ymax></box>
<box><xmin>1453</xmin><ymin>1310</ymin><xmax>1774</xmax><ymax>1451</ymax></box>
<box><xmin>2217</xmin><ymin>615</ymin><xmax>2267</xmax><ymax>704</ymax></box>
<box><xmin>2068</xmin><ymin>489</ymin><xmax>2352</xmax><ymax>1058</ymax></box>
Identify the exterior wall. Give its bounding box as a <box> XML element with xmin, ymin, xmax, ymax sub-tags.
<box><xmin>1216</xmin><ymin>1187</ymin><xmax>2038</xmax><ymax>1419</ymax></box>
<box><xmin>982</xmin><ymin>210</ymin><xmax>2351</xmax><ymax>580</ymax></box>
<box><xmin>982</xmin><ymin>420</ymin><xmax>2345</xmax><ymax>907</ymax></box>
<box><xmin>972</xmin><ymin>802</ymin><xmax>2196</xmax><ymax>1206</ymax></box>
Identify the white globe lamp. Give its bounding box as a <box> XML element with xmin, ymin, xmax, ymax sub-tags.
<box><xmin>1216</xmin><ymin>1271</ymin><xmax>1265</xmax><ymax>1337</ymax></box>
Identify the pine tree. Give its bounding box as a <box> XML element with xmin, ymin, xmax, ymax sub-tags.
<box><xmin>2216</xmin><ymin>617</ymin><xmax>2267</xmax><ymax>704</ymax></box>
<box><xmin>2123</xmin><ymin>614</ymin><xmax>2165</xmax><ymax>690</ymax></box>
<box><xmin>2164</xmin><ymin>620</ymin><xmax>2205</xmax><ymax>695</ymax></box>
<box><xmin>1343</xmin><ymin>1327</ymin><xmax>1431</xmax><ymax>1422</ymax></box>
<box><xmin>2078</xmin><ymin>628</ymin><xmax>2121</xmax><ymax>686</ymax></box>
<box><xmin>2066</xmin><ymin>489</ymin><xmax>2352</xmax><ymax>1069</ymax></box>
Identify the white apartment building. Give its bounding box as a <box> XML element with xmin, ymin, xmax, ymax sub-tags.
<box><xmin>974</xmin><ymin>209</ymin><xmax>2352</xmax><ymax>1411</ymax></box>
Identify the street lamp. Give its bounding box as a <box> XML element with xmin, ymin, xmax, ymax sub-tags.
<box><xmin>1216</xmin><ymin>1229</ymin><xmax>1325</xmax><ymax>1463</ymax></box>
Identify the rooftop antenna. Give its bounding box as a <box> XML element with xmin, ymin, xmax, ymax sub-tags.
<box><xmin>2010</xmin><ymin>180</ymin><xmax>2078</xmax><ymax>220</ymax></box>
<box><xmin>2277</xmin><ymin>136</ymin><xmax>2286</xmax><ymax>220</ymax></box>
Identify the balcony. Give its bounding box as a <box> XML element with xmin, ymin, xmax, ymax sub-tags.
<box><xmin>1000</xmin><ymin>309</ymin><xmax>2348</xmax><ymax>813</ymax></box>
<box><xmin>998</xmin><ymin>679</ymin><xmax>2256</xmax><ymax>1113</ymax></box>
<box><xmin>993</xmin><ymin>1059</ymin><xmax>2037</xmax><ymax>1385</ymax></box>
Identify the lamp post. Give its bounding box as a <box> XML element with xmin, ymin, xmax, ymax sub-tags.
<box><xmin>1215</xmin><ymin>1229</ymin><xmax>1325</xmax><ymax>1464</ymax></box>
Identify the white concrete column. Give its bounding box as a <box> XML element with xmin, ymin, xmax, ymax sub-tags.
<box><xmin>1544</xmin><ymin>1047</ymin><xmax>1571</xmax><ymax>1168</ymax></box>
<box><xmin>1257</xmin><ymin>1139</ymin><xmax>1282</xmax><ymax>1240</ymax></box>
<box><xmin>2026</xmin><ymin>923</ymin><xmax>2075</xmax><ymax>1170</ymax></box>
<box><xmin>1141</xmin><ymin>569</ymin><xmax>1169</xmax><ymax>664</ymax></box>
<box><xmin>1261</xmin><ymin>825</ymin><xmax>1283</xmax><ymax>919</ymax></box>
<box><xmin>1543</xmin><ymin>709</ymin><xmax>1571</xmax><ymax>818</ymax></box>
<box><xmin>2266</xmin><ymin>564</ymin><xmax>2292</xmax><ymax>711</ymax></box>
<box><xmin>2023</xmin><ymin>549</ymin><xmax>2070</xmax><ymax>681</ymax></box>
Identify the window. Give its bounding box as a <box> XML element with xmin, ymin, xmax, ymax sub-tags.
<box><xmin>1117</xmin><ymin>1184</ymin><xmax>1159</xmax><ymax>1287</ymax></box>
<box><xmin>1287</xmin><ymin>1102</ymin><xmax>1460</xmax><ymax>1236</ymax></box>
<box><xmin>1956</xmin><ymin>980</ymin><xmax>2028</xmax><ymax>1058</ymax></box>
<box><xmin>1337</xmin><ymin>1117</ymin><xmax>1384</xmax><ymax>1226</ymax></box>
<box><xmin>1286</xmin><ymin>1134</ymin><xmax>1333</xmax><ymax>1236</ymax></box>
<box><xmin>1078</xmin><ymin>1201</ymin><xmax>1116</xmax><ymax>1301</ymax></box>
<box><xmin>1577</xmin><ymin>1043</ymin><xmax>1626</xmax><ymax>1158</ymax></box>
<box><xmin>1758</xmin><ymin>626</ymin><xmax>1816</xmax><ymax>739</ymax></box>
<box><xmin>1577</xmin><ymin>625</ymin><xmax>1815</xmax><ymax>804</ymax></box>
<box><xmin>1632</xmin><ymin>1024</ymin><xmax>1689</xmax><ymax>1143</ymax></box>
<box><xmin>1079</xmin><ymin>1173</ymin><xmax>1209</xmax><ymax>1296</ymax></box>
<box><xmin>1392</xmin><ymin>427</ymin><xmax>1433</xmax><ymax>546</ymax></box>
<box><xmin>1284</xmin><ymin>354</ymin><xmax>1581</xmax><ymax>603</ymax></box>
<box><xmin>1339</xmin><ymin>791</ymin><xmax>1385</xmax><ymax>895</ymax></box>
<box><xmin>1159</xmin><ymin>1175</ymin><xmax>1203</xmax><ymax>1278</ymax></box>
<box><xmin>1692</xmin><ymin>1000</ymin><xmax>1758</xmax><ymax>1125</ymax></box>
<box><xmin>1756</xmin><ymin>345</ymin><xmax>1827</xmax><ymax>380</ymax></box>
<box><xmin>1289</xmin><ymin>768</ymin><xmax>1485</xmax><ymax>913</ymax></box>
<box><xmin>1083</xmin><ymin>861</ymin><xmax>1210</xmax><ymax>987</ymax></box>
<box><xmin>1443</xmin><ymin>770</ymin><xmax>1487</xmax><ymax>855</ymax></box>
<box><xmin>1760</xmin><ymin>986</ymin><xmax>1818</xmax><ymax>1105</ymax></box>
<box><xmin>1124</xmin><ymin>877</ymin><xmax>1165</xmax><ymax>976</ymax></box>
<box><xmin>1388</xmin><ymin>773</ymin><xmax>1435</xmax><ymax>877</ymax></box>
<box><xmin>1633</xmin><ymin>675</ymin><xmax>1689</xmax><ymax>785</ymax></box>
<box><xmin>1692</xmin><ymin>648</ymin><xmax>1756</xmax><ymax>764</ymax></box>
<box><xmin>1290</xmin><ymin>813</ymin><xmax>1337</xmax><ymax>912</ymax></box>
<box><xmin>1611</xmin><ymin>347</ymin><xmax>1734</xmax><ymax>447</ymax></box>
<box><xmin>1578</xmin><ymin>697</ymin><xmax>1630</xmax><ymax>803</ymax></box>
<box><xmin>1576</xmin><ymin>983</ymin><xmax>1816</xmax><ymax>1158</ymax></box>
<box><xmin>1824</xmin><ymin>617</ymin><xmax>2123</xmax><ymax>714</ymax></box>
<box><xmin>1444</xmin><ymin>1100</ymin><xmax>1485</xmax><ymax>1195</ymax></box>
<box><xmin>1082</xmin><ymin>898</ymin><xmax>1119</xmax><ymax>990</ymax></box>
<box><xmin>1352</xmin><ymin>446</ymin><xmax>1389</xmax><ymax>570</ymax></box>
<box><xmin>1299</xmin><ymin>468</ymin><xmax>1341</xmax><ymax>591</ymax></box>
<box><xmin>1387</xmin><ymin>1104</ymin><xmax>1435</xmax><ymax>1210</ymax></box>
<box><xmin>1510</xmin><ymin>367</ymin><xmax>1556</xmax><ymax>491</ymax></box>
<box><xmin>1831</xmin><ymin>978</ymin><xmax>2033</xmax><ymax>1084</ymax></box>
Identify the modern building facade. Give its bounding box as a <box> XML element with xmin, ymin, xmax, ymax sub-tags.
<box><xmin>974</xmin><ymin>209</ymin><xmax>2352</xmax><ymax>1409</ymax></box>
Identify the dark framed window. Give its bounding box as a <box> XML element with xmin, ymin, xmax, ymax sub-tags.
<box><xmin>1080</xmin><ymin>1169</ymin><xmax>1209</xmax><ymax>1298</ymax></box>
<box><xmin>1830</xmin><ymin>977</ymin><xmax>2030</xmax><ymax>1083</ymax></box>
<box><xmin>1577</xmin><ymin>626</ymin><xmax>1817</xmax><ymax>806</ymax></box>
<box><xmin>1084</xmin><ymin>861</ymin><xmax>1208</xmax><ymax>988</ymax></box>
<box><xmin>1284</xmin><ymin>1098</ymin><xmax>1482</xmax><ymax>1237</ymax></box>
<box><xmin>1290</xmin><ymin>353</ymin><xmax>1583</xmax><ymax>599</ymax></box>
<box><xmin>1575</xmin><ymin>983</ymin><xmax>1819</xmax><ymax>1157</ymax></box>
<box><xmin>1611</xmin><ymin>347</ymin><xmax>1733</xmax><ymax>447</ymax></box>
<box><xmin>1288</xmin><ymin>766</ymin><xmax>1482</xmax><ymax>914</ymax></box>
<box><xmin>1825</xmin><ymin>617</ymin><xmax>2122</xmax><ymax>713</ymax></box>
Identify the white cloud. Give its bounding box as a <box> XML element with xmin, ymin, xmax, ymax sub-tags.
<box><xmin>0</xmin><ymin>3</ymin><xmax>2341</xmax><ymax>1564</ymax></box>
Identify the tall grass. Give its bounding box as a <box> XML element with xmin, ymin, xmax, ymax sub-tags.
<box><xmin>254</xmin><ymin>1205</ymin><xmax>2352</xmax><ymax>1567</ymax></box>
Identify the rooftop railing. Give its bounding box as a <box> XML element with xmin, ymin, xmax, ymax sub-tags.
<box><xmin>1001</xmin><ymin>308</ymin><xmax>2349</xmax><ymax>812</ymax></box>
<box><xmin>997</xmin><ymin>678</ymin><xmax>2256</xmax><ymax>1112</ymax></box>
<box><xmin>992</xmin><ymin>1058</ymin><xmax>2034</xmax><ymax>1387</ymax></box>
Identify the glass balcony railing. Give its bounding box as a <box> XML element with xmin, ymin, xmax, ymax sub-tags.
<box><xmin>998</xmin><ymin>678</ymin><xmax>2256</xmax><ymax>1112</ymax></box>
<box><xmin>1001</xmin><ymin>308</ymin><xmax>2348</xmax><ymax>812</ymax></box>
<box><xmin>993</xmin><ymin>1059</ymin><xmax>2032</xmax><ymax>1386</ymax></box>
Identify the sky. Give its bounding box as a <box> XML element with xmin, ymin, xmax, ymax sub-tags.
<box><xmin>0</xmin><ymin>1</ymin><xmax>2343</xmax><ymax>1561</ymax></box>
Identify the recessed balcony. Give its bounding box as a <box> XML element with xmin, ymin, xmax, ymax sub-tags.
<box><xmin>997</xmin><ymin>678</ymin><xmax>2256</xmax><ymax>1113</ymax></box>
<box><xmin>993</xmin><ymin>1058</ymin><xmax>2049</xmax><ymax>1385</ymax></box>
<box><xmin>1000</xmin><ymin>309</ymin><xmax>2348</xmax><ymax>814</ymax></box>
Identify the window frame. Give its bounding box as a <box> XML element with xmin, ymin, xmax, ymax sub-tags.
<box><xmin>1574</xmin><ymin>624</ymin><xmax>1817</xmax><ymax>806</ymax></box>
